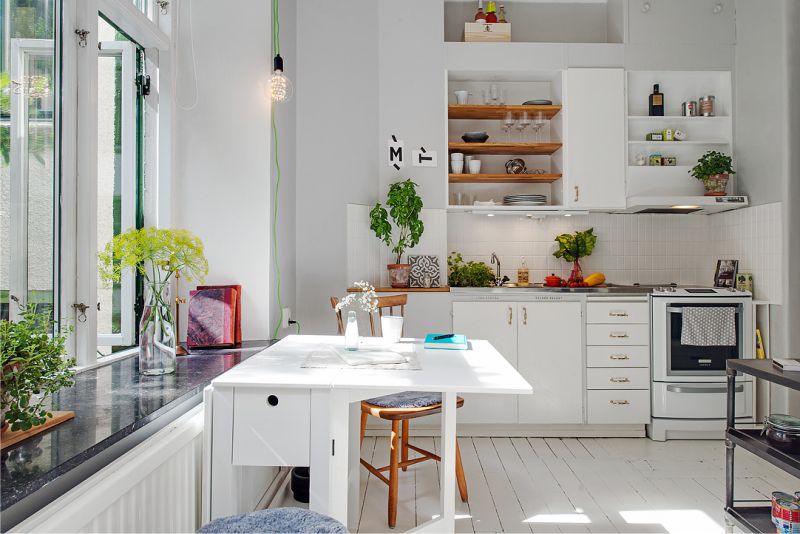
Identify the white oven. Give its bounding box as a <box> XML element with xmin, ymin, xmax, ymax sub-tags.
<box><xmin>648</xmin><ymin>287</ymin><xmax>753</xmax><ymax>441</ymax></box>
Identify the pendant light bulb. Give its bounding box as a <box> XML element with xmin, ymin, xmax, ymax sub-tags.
<box><xmin>270</xmin><ymin>54</ymin><xmax>292</xmax><ymax>103</ymax></box>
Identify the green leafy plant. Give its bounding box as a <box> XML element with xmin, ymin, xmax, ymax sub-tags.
<box><xmin>1</xmin><ymin>305</ymin><xmax>75</xmax><ymax>432</ymax></box>
<box><xmin>553</xmin><ymin>228</ymin><xmax>597</xmax><ymax>263</ymax></box>
<box><xmin>1</xmin><ymin>72</ymin><xmax>11</xmax><ymax>165</ymax></box>
<box><xmin>448</xmin><ymin>252</ymin><xmax>496</xmax><ymax>287</ymax></box>
<box><xmin>369</xmin><ymin>179</ymin><xmax>424</xmax><ymax>264</ymax></box>
<box><xmin>98</xmin><ymin>227</ymin><xmax>208</xmax><ymax>287</ymax></box>
<box><xmin>691</xmin><ymin>151</ymin><xmax>735</xmax><ymax>182</ymax></box>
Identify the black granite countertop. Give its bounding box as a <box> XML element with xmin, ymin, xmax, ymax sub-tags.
<box><xmin>1</xmin><ymin>341</ymin><xmax>272</xmax><ymax>516</ymax></box>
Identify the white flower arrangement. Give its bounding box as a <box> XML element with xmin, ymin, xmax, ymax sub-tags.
<box><xmin>335</xmin><ymin>281</ymin><xmax>378</xmax><ymax>313</ymax></box>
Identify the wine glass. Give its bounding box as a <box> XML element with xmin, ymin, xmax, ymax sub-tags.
<box><xmin>502</xmin><ymin>112</ymin><xmax>515</xmax><ymax>142</ymax></box>
<box><xmin>517</xmin><ymin>111</ymin><xmax>531</xmax><ymax>142</ymax></box>
<box><xmin>534</xmin><ymin>111</ymin><xmax>547</xmax><ymax>143</ymax></box>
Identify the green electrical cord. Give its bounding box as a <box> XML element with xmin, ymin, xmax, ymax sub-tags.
<box><xmin>271</xmin><ymin>0</ymin><xmax>285</xmax><ymax>339</ymax></box>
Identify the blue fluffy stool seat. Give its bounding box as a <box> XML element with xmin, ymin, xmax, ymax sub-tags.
<box><xmin>198</xmin><ymin>507</ymin><xmax>347</xmax><ymax>533</ymax></box>
<box><xmin>365</xmin><ymin>391</ymin><xmax>441</xmax><ymax>409</ymax></box>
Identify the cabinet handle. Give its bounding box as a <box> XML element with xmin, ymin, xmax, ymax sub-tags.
<box><xmin>523</xmin><ymin>306</ymin><xmax>527</xmax><ymax>325</ymax></box>
<box><xmin>609</xmin><ymin>399</ymin><xmax>630</xmax><ymax>405</ymax></box>
<box><xmin>609</xmin><ymin>354</ymin><xmax>630</xmax><ymax>360</ymax></box>
<box><xmin>610</xmin><ymin>377</ymin><xmax>630</xmax><ymax>383</ymax></box>
<box><xmin>508</xmin><ymin>306</ymin><xmax>513</xmax><ymax>325</ymax></box>
<box><xmin>574</xmin><ymin>186</ymin><xmax>580</xmax><ymax>202</ymax></box>
<box><xmin>609</xmin><ymin>311</ymin><xmax>629</xmax><ymax>317</ymax></box>
<box><xmin>609</xmin><ymin>332</ymin><xmax>629</xmax><ymax>338</ymax></box>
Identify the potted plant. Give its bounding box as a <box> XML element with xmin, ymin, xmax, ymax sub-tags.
<box><xmin>1</xmin><ymin>305</ymin><xmax>75</xmax><ymax>432</ymax></box>
<box><xmin>447</xmin><ymin>252</ymin><xmax>496</xmax><ymax>287</ymax></box>
<box><xmin>691</xmin><ymin>150</ymin><xmax>736</xmax><ymax>196</ymax></box>
<box><xmin>553</xmin><ymin>228</ymin><xmax>597</xmax><ymax>284</ymax></box>
<box><xmin>369</xmin><ymin>179</ymin><xmax>424</xmax><ymax>288</ymax></box>
<box><xmin>99</xmin><ymin>227</ymin><xmax>208</xmax><ymax>375</ymax></box>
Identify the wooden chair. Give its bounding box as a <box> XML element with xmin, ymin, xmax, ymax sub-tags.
<box><xmin>329</xmin><ymin>294</ymin><xmax>469</xmax><ymax>528</ymax></box>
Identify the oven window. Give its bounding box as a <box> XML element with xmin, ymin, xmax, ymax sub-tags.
<box><xmin>668</xmin><ymin>303</ymin><xmax>741</xmax><ymax>374</ymax></box>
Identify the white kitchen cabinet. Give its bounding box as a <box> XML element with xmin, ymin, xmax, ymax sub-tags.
<box><xmin>517</xmin><ymin>301</ymin><xmax>583</xmax><ymax>424</ymax></box>
<box><xmin>627</xmin><ymin>0</ymin><xmax>735</xmax><ymax>46</ymax></box>
<box><xmin>452</xmin><ymin>301</ymin><xmax>518</xmax><ymax>424</ymax></box>
<box><xmin>565</xmin><ymin>68</ymin><xmax>626</xmax><ymax>210</ymax></box>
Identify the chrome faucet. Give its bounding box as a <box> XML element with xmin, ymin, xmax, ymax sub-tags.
<box><xmin>490</xmin><ymin>252</ymin><xmax>502</xmax><ymax>286</ymax></box>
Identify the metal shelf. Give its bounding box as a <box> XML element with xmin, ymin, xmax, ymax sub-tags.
<box><xmin>725</xmin><ymin>506</ymin><xmax>774</xmax><ymax>533</ymax></box>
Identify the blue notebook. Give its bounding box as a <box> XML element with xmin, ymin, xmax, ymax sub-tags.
<box><xmin>424</xmin><ymin>334</ymin><xmax>468</xmax><ymax>350</ymax></box>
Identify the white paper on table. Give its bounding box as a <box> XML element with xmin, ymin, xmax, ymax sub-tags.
<box><xmin>301</xmin><ymin>341</ymin><xmax>421</xmax><ymax>370</ymax></box>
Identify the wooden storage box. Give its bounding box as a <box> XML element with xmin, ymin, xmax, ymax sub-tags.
<box><xmin>464</xmin><ymin>22</ymin><xmax>511</xmax><ymax>42</ymax></box>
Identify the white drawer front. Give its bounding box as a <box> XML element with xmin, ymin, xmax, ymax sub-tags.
<box><xmin>233</xmin><ymin>388</ymin><xmax>311</xmax><ymax>466</ymax></box>
<box><xmin>587</xmin><ymin>324</ymin><xmax>649</xmax><ymax>346</ymax></box>
<box><xmin>587</xmin><ymin>301</ymin><xmax>649</xmax><ymax>324</ymax></box>
<box><xmin>587</xmin><ymin>345</ymin><xmax>650</xmax><ymax>368</ymax></box>
<box><xmin>587</xmin><ymin>390</ymin><xmax>650</xmax><ymax>424</ymax></box>
<box><xmin>587</xmin><ymin>367</ymin><xmax>650</xmax><ymax>390</ymax></box>
<box><xmin>652</xmin><ymin>381</ymin><xmax>752</xmax><ymax>419</ymax></box>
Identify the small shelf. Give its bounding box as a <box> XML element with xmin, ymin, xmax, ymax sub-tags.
<box><xmin>725</xmin><ymin>506</ymin><xmax>774</xmax><ymax>534</ymax></box>
<box><xmin>447</xmin><ymin>204</ymin><xmax>568</xmax><ymax>214</ymax></box>
<box><xmin>449</xmin><ymin>173</ymin><xmax>562</xmax><ymax>184</ymax></box>
<box><xmin>628</xmin><ymin>140</ymin><xmax>730</xmax><ymax>145</ymax></box>
<box><xmin>449</xmin><ymin>104</ymin><xmax>562</xmax><ymax>120</ymax></box>
<box><xmin>628</xmin><ymin>165</ymin><xmax>692</xmax><ymax>171</ymax></box>
<box><xmin>727</xmin><ymin>428</ymin><xmax>800</xmax><ymax>479</ymax></box>
<box><xmin>449</xmin><ymin>142</ymin><xmax>562</xmax><ymax>155</ymax></box>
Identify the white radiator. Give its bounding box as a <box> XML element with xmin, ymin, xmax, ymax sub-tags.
<box><xmin>13</xmin><ymin>406</ymin><xmax>205</xmax><ymax>533</ymax></box>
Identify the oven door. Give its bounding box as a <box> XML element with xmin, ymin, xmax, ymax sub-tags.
<box><xmin>652</xmin><ymin>297</ymin><xmax>753</xmax><ymax>383</ymax></box>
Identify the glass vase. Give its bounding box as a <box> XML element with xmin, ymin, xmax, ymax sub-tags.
<box><xmin>569</xmin><ymin>259</ymin><xmax>583</xmax><ymax>282</ymax></box>
<box><xmin>139</xmin><ymin>282</ymin><xmax>177</xmax><ymax>375</ymax></box>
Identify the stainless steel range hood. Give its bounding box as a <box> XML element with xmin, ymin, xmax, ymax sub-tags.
<box><xmin>619</xmin><ymin>195</ymin><xmax>749</xmax><ymax>214</ymax></box>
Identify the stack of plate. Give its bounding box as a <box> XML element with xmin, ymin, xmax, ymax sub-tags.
<box><xmin>503</xmin><ymin>194</ymin><xmax>547</xmax><ymax>206</ymax></box>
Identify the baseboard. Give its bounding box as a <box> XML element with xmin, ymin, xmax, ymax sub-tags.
<box><xmin>364</xmin><ymin>424</ymin><xmax>646</xmax><ymax>438</ymax></box>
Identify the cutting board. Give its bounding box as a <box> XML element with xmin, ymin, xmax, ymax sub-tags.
<box><xmin>1</xmin><ymin>411</ymin><xmax>75</xmax><ymax>450</ymax></box>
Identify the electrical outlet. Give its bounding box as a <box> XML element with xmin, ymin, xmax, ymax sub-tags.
<box><xmin>281</xmin><ymin>307</ymin><xmax>292</xmax><ymax>330</ymax></box>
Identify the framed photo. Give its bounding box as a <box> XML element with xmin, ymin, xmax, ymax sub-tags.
<box><xmin>714</xmin><ymin>259</ymin><xmax>739</xmax><ymax>288</ymax></box>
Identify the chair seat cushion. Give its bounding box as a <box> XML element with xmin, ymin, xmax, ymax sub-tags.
<box><xmin>365</xmin><ymin>391</ymin><xmax>442</xmax><ymax>409</ymax></box>
<box><xmin>198</xmin><ymin>507</ymin><xmax>347</xmax><ymax>533</ymax></box>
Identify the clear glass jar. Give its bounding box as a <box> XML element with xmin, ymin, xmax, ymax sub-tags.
<box><xmin>344</xmin><ymin>311</ymin><xmax>359</xmax><ymax>351</ymax></box>
<box><xmin>139</xmin><ymin>282</ymin><xmax>177</xmax><ymax>375</ymax></box>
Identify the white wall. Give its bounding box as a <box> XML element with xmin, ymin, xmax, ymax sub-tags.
<box><xmin>173</xmin><ymin>0</ymin><xmax>273</xmax><ymax>340</ymax></box>
<box><xmin>295</xmin><ymin>0</ymin><xmax>379</xmax><ymax>334</ymax></box>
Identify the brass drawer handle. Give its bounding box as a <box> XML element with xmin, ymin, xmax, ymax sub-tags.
<box><xmin>609</xmin><ymin>332</ymin><xmax>630</xmax><ymax>338</ymax></box>
<box><xmin>609</xmin><ymin>354</ymin><xmax>630</xmax><ymax>360</ymax></box>
<box><xmin>508</xmin><ymin>306</ymin><xmax>513</xmax><ymax>325</ymax></box>
<box><xmin>609</xmin><ymin>311</ymin><xmax>629</xmax><ymax>317</ymax></box>
<box><xmin>610</xmin><ymin>399</ymin><xmax>630</xmax><ymax>405</ymax></box>
<box><xmin>610</xmin><ymin>377</ymin><xmax>631</xmax><ymax>383</ymax></box>
<box><xmin>523</xmin><ymin>306</ymin><xmax>527</xmax><ymax>325</ymax></box>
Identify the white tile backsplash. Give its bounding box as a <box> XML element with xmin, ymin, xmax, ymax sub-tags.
<box><xmin>447</xmin><ymin>202</ymin><xmax>783</xmax><ymax>303</ymax></box>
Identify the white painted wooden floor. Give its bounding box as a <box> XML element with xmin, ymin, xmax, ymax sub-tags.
<box><xmin>347</xmin><ymin>436</ymin><xmax>797</xmax><ymax>533</ymax></box>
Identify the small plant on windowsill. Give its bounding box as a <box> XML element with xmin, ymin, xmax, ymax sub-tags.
<box><xmin>99</xmin><ymin>227</ymin><xmax>208</xmax><ymax>376</ymax></box>
<box><xmin>369</xmin><ymin>179</ymin><xmax>424</xmax><ymax>288</ymax></box>
<box><xmin>1</xmin><ymin>305</ymin><xmax>75</xmax><ymax>432</ymax></box>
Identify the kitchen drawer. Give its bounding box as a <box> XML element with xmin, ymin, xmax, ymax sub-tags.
<box><xmin>587</xmin><ymin>345</ymin><xmax>650</xmax><ymax>368</ymax></box>
<box><xmin>232</xmin><ymin>388</ymin><xmax>310</xmax><ymax>467</ymax></box>
<box><xmin>587</xmin><ymin>324</ymin><xmax>649</xmax><ymax>346</ymax></box>
<box><xmin>587</xmin><ymin>367</ymin><xmax>650</xmax><ymax>390</ymax></box>
<box><xmin>652</xmin><ymin>381</ymin><xmax>752</xmax><ymax>419</ymax></box>
<box><xmin>587</xmin><ymin>301</ymin><xmax>649</xmax><ymax>324</ymax></box>
<box><xmin>587</xmin><ymin>390</ymin><xmax>650</xmax><ymax>424</ymax></box>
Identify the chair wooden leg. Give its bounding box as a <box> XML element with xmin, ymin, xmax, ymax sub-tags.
<box><xmin>455</xmin><ymin>440</ymin><xmax>469</xmax><ymax>503</ymax></box>
<box><xmin>389</xmin><ymin>420</ymin><xmax>400</xmax><ymax>528</ymax></box>
<box><xmin>401</xmin><ymin>420</ymin><xmax>409</xmax><ymax>472</ymax></box>
<box><xmin>360</xmin><ymin>412</ymin><xmax>368</xmax><ymax>447</ymax></box>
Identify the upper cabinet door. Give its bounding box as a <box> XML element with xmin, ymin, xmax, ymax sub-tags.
<box><xmin>628</xmin><ymin>0</ymin><xmax>735</xmax><ymax>45</ymax></box>
<box><xmin>565</xmin><ymin>68</ymin><xmax>626</xmax><ymax>210</ymax></box>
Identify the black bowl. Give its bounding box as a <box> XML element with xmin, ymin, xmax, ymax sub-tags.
<box><xmin>461</xmin><ymin>132</ymin><xmax>489</xmax><ymax>143</ymax></box>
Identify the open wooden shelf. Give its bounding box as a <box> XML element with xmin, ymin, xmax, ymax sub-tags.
<box><xmin>449</xmin><ymin>173</ymin><xmax>561</xmax><ymax>184</ymax></box>
<box><xmin>347</xmin><ymin>287</ymin><xmax>450</xmax><ymax>293</ymax></box>
<box><xmin>449</xmin><ymin>104</ymin><xmax>562</xmax><ymax>120</ymax></box>
<box><xmin>449</xmin><ymin>142</ymin><xmax>562</xmax><ymax>155</ymax></box>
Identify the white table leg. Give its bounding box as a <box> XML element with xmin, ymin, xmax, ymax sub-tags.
<box><xmin>348</xmin><ymin>400</ymin><xmax>362</xmax><ymax>532</ymax></box>
<box><xmin>439</xmin><ymin>391</ymin><xmax>457</xmax><ymax>532</ymax></box>
<box><xmin>309</xmin><ymin>389</ymin><xmax>351</xmax><ymax>525</ymax></box>
<box><xmin>207</xmin><ymin>386</ymin><xmax>240</xmax><ymax>521</ymax></box>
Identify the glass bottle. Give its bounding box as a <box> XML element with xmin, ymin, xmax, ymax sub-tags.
<box><xmin>517</xmin><ymin>257</ymin><xmax>529</xmax><ymax>286</ymax></box>
<box><xmin>344</xmin><ymin>311</ymin><xmax>359</xmax><ymax>351</ymax></box>
<box><xmin>474</xmin><ymin>0</ymin><xmax>486</xmax><ymax>21</ymax></box>
<box><xmin>497</xmin><ymin>4</ymin><xmax>507</xmax><ymax>23</ymax></box>
<box><xmin>485</xmin><ymin>1</ymin><xmax>498</xmax><ymax>23</ymax></box>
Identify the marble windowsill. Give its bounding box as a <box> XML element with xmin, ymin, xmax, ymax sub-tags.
<box><xmin>0</xmin><ymin>341</ymin><xmax>273</xmax><ymax>524</ymax></box>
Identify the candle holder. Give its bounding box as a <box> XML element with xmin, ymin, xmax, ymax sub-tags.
<box><xmin>175</xmin><ymin>271</ymin><xmax>189</xmax><ymax>356</ymax></box>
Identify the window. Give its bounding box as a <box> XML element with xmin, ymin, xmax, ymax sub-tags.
<box><xmin>1</xmin><ymin>0</ymin><xmax>58</xmax><ymax>324</ymax></box>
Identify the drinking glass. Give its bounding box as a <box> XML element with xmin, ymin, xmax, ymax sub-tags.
<box><xmin>517</xmin><ymin>111</ymin><xmax>530</xmax><ymax>142</ymax></box>
<box><xmin>502</xmin><ymin>111</ymin><xmax>515</xmax><ymax>142</ymax></box>
<box><xmin>534</xmin><ymin>111</ymin><xmax>547</xmax><ymax>142</ymax></box>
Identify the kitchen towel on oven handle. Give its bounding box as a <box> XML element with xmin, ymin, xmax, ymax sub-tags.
<box><xmin>680</xmin><ymin>306</ymin><xmax>737</xmax><ymax>346</ymax></box>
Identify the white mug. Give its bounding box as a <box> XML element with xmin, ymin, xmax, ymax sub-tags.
<box><xmin>451</xmin><ymin>160</ymin><xmax>464</xmax><ymax>173</ymax></box>
<box><xmin>454</xmin><ymin>90</ymin><xmax>470</xmax><ymax>104</ymax></box>
<box><xmin>468</xmin><ymin>159</ymin><xmax>482</xmax><ymax>174</ymax></box>
<box><xmin>381</xmin><ymin>316</ymin><xmax>404</xmax><ymax>344</ymax></box>
<box><xmin>450</xmin><ymin>152</ymin><xmax>464</xmax><ymax>161</ymax></box>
